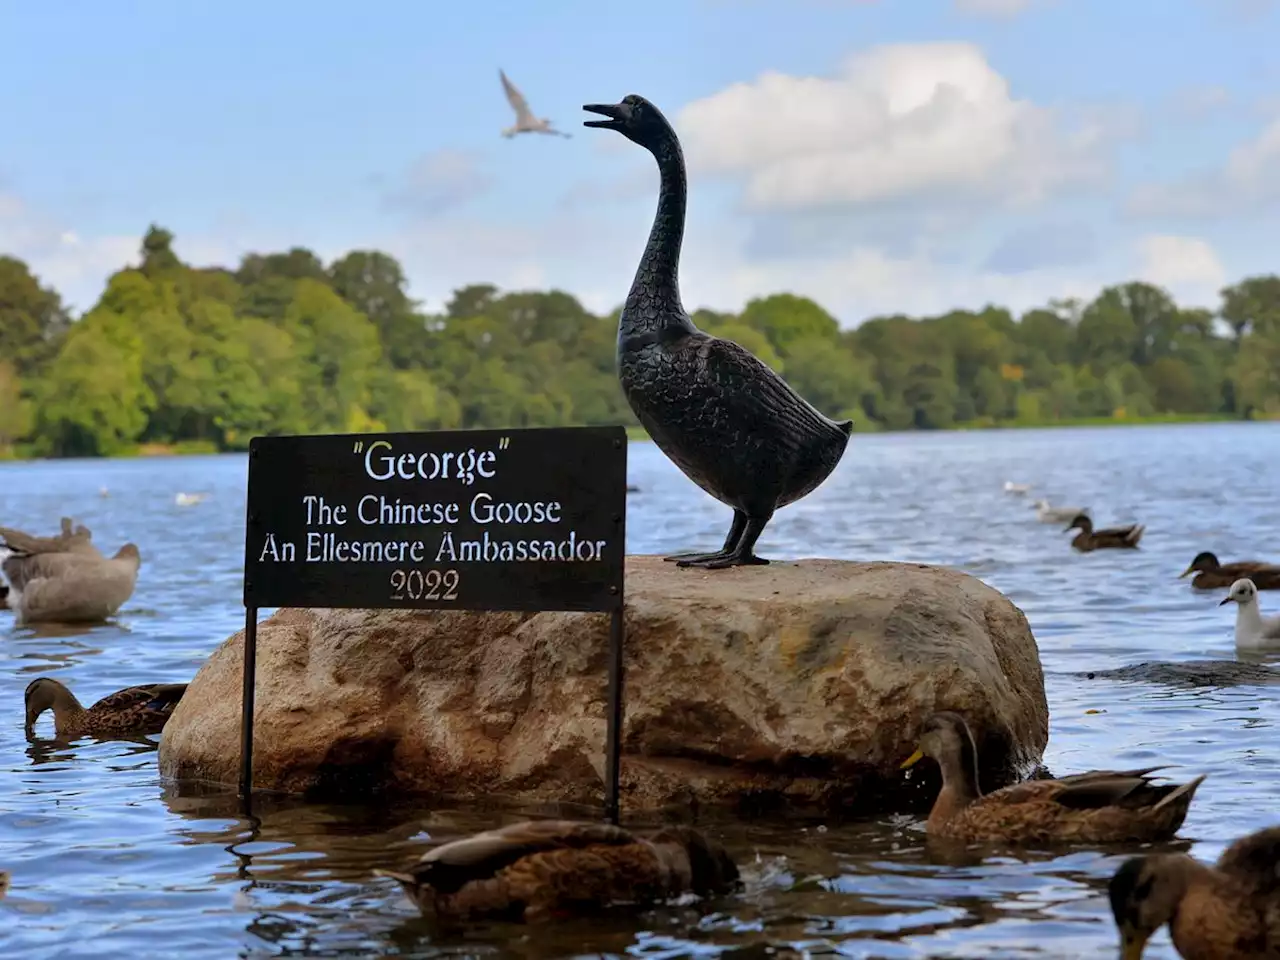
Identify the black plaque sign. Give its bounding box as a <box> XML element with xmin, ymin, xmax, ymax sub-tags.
<box><xmin>243</xmin><ymin>426</ymin><xmax>627</xmax><ymax>613</ymax></box>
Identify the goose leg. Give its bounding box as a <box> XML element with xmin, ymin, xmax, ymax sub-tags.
<box><xmin>663</xmin><ymin>510</ymin><xmax>746</xmax><ymax>564</ymax></box>
<box><xmin>677</xmin><ymin>512</ymin><xmax>772</xmax><ymax>569</ymax></box>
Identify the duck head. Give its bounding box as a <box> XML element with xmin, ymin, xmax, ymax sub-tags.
<box><xmin>1179</xmin><ymin>551</ymin><xmax>1219</xmax><ymax>578</ymax></box>
<box><xmin>1063</xmin><ymin>513</ymin><xmax>1092</xmax><ymax>534</ymax></box>
<box><xmin>1219</xmin><ymin>577</ymin><xmax>1258</xmax><ymax>607</ymax></box>
<box><xmin>24</xmin><ymin>676</ymin><xmax>73</xmax><ymax>734</ymax></box>
<box><xmin>1107</xmin><ymin>854</ymin><xmax>1190</xmax><ymax>960</ymax></box>
<box><xmin>900</xmin><ymin>711</ymin><xmax>977</xmax><ymax>772</ymax></box>
<box><xmin>583</xmin><ymin>95</ymin><xmax>674</xmax><ymax>150</ymax></box>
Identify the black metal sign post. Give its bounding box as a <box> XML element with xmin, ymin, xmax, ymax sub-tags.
<box><xmin>239</xmin><ymin>425</ymin><xmax>628</xmax><ymax>822</ymax></box>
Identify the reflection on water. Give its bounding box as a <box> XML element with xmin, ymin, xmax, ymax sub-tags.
<box><xmin>2</xmin><ymin>424</ymin><xmax>1279</xmax><ymax>957</ymax></box>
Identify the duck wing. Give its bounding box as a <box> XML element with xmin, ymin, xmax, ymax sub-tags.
<box><xmin>983</xmin><ymin>768</ymin><xmax>1186</xmax><ymax>810</ymax></box>
<box><xmin>1215</xmin><ymin>826</ymin><xmax>1280</xmax><ymax>898</ymax></box>
<box><xmin>407</xmin><ymin>820</ymin><xmax>640</xmax><ymax>893</ymax></box>
<box><xmin>1096</xmin><ymin>524</ymin><xmax>1141</xmax><ymax>539</ymax></box>
<box><xmin>89</xmin><ymin>683</ymin><xmax>188</xmax><ymax>714</ymax></box>
<box><xmin>499</xmin><ymin>70</ymin><xmax>536</xmax><ymax>126</ymax></box>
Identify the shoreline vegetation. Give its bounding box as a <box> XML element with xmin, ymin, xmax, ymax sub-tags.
<box><xmin>2</xmin><ymin>226</ymin><xmax>1279</xmax><ymax>463</ymax></box>
<box><xmin>0</xmin><ymin>414</ymin><xmax>1262</xmax><ymax>464</ymax></box>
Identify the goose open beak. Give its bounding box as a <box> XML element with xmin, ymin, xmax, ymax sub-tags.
<box><xmin>583</xmin><ymin>102</ymin><xmax>627</xmax><ymax>130</ymax></box>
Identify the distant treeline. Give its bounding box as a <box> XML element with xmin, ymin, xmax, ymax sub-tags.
<box><xmin>1</xmin><ymin>226</ymin><xmax>1278</xmax><ymax>459</ymax></box>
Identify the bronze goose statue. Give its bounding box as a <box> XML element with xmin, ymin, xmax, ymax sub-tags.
<box><xmin>1179</xmin><ymin>551</ymin><xmax>1280</xmax><ymax>591</ymax></box>
<box><xmin>1065</xmin><ymin>513</ymin><xmax>1145</xmax><ymax>551</ymax></box>
<box><xmin>583</xmin><ymin>95</ymin><xmax>853</xmax><ymax>569</ymax></box>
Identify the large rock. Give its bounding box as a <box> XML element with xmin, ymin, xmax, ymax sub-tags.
<box><xmin>159</xmin><ymin>557</ymin><xmax>1048</xmax><ymax>815</ymax></box>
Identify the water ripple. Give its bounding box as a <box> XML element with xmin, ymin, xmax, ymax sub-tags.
<box><xmin>2</xmin><ymin>424</ymin><xmax>1279</xmax><ymax>957</ymax></box>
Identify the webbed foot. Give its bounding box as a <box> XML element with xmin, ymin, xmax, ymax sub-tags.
<box><xmin>664</xmin><ymin>549</ymin><xmax>729</xmax><ymax>563</ymax></box>
<box><xmin>677</xmin><ymin>552</ymin><xmax>770</xmax><ymax>569</ymax></box>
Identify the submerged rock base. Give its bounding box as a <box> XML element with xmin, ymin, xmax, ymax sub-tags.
<box><xmin>158</xmin><ymin>556</ymin><xmax>1048</xmax><ymax>815</ymax></box>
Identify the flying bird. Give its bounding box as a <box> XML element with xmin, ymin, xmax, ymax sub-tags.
<box><xmin>499</xmin><ymin>70</ymin><xmax>571</xmax><ymax>139</ymax></box>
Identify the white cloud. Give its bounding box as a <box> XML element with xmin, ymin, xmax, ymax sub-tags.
<box><xmin>676</xmin><ymin>42</ymin><xmax>1112</xmax><ymax>215</ymax></box>
<box><xmin>0</xmin><ymin>194</ymin><xmax>138</xmax><ymax>310</ymax></box>
<box><xmin>1168</xmin><ymin>84</ymin><xmax>1231</xmax><ymax>120</ymax></box>
<box><xmin>1135</xmin><ymin>234</ymin><xmax>1226</xmax><ymax>306</ymax></box>
<box><xmin>1128</xmin><ymin>115</ymin><xmax>1280</xmax><ymax>218</ymax></box>
<box><xmin>382</xmin><ymin>148</ymin><xmax>494</xmax><ymax>218</ymax></box>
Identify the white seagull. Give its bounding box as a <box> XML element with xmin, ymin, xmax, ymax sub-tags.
<box><xmin>1220</xmin><ymin>577</ymin><xmax>1280</xmax><ymax>651</ymax></box>
<box><xmin>499</xmin><ymin>69</ymin><xmax>571</xmax><ymax>139</ymax></box>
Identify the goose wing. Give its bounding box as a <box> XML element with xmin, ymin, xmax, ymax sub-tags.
<box><xmin>0</xmin><ymin>520</ymin><xmax>101</xmax><ymax>558</ymax></box>
<box><xmin>499</xmin><ymin>70</ymin><xmax>536</xmax><ymax>125</ymax></box>
<box><xmin>2</xmin><ymin>551</ymin><xmax>112</xmax><ymax>593</ymax></box>
<box><xmin>696</xmin><ymin>334</ymin><xmax>849</xmax><ymax>441</ymax></box>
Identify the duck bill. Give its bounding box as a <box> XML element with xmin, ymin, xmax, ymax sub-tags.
<box><xmin>1177</xmin><ymin>566</ymin><xmax>1194</xmax><ymax>579</ymax></box>
<box><xmin>900</xmin><ymin>748</ymin><xmax>924</xmax><ymax>769</ymax></box>
<box><xmin>583</xmin><ymin>102</ymin><xmax>625</xmax><ymax>129</ymax></box>
<box><xmin>1119</xmin><ymin>926</ymin><xmax>1151</xmax><ymax>960</ymax></box>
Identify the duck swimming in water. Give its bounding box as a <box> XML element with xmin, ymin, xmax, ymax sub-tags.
<box><xmin>1179</xmin><ymin>551</ymin><xmax>1280</xmax><ymax>591</ymax></box>
<box><xmin>583</xmin><ymin>95</ymin><xmax>853</xmax><ymax>569</ymax></box>
<box><xmin>1065</xmin><ymin>513</ymin><xmax>1145</xmax><ymax>551</ymax></box>
<box><xmin>375</xmin><ymin>818</ymin><xmax>740</xmax><ymax>923</ymax></box>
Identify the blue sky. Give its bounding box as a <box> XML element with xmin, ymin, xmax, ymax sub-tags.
<box><xmin>2</xmin><ymin>0</ymin><xmax>1279</xmax><ymax>324</ymax></box>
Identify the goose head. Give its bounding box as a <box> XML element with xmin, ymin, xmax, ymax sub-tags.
<box><xmin>583</xmin><ymin>95</ymin><xmax>673</xmax><ymax>150</ymax></box>
<box><xmin>1220</xmin><ymin>577</ymin><xmax>1258</xmax><ymax>607</ymax></box>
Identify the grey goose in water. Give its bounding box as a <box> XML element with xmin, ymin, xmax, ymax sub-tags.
<box><xmin>0</xmin><ymin>520</ymin><xmax>140</xmax><ymax>625</ymax></box>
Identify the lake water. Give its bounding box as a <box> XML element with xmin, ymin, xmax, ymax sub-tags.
<box><xmin>2</xmin><ymin>423</ymin><xmax>1279</xmax><ymax>958</ymax></box>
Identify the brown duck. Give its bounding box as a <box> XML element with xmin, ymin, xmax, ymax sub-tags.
<box><xmin>1065</xmin><ymin>513</ymin><xmax>1145</xmax><ymax>551</ymax></box>
<box><xmin>1179</xmin><ymin>551</ymin><xmax>1280</xmax><ymax>591</ymax></box>
<box><xmin>1109</xmin><ymin>824</ymin><xmax>1280</xmax><ymax>959</ymax></box>
<box><xmin>24</xmin><ymin>677</ymin><xmax>188</xmax><ymax>739</ymax></box>
<box><xmin>375</xmin><ymin>819</ymin><xmax>740</xmax><ymax>922</ymax></box>
<box><xmin>900</xmin><ymin>712</ymin><xmax>1205</xmax><ymax>844</ymax></box>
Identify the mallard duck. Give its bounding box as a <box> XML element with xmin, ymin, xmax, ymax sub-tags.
<box><xmin>1219</xmin><ymin>578</ymin><xmax>1280</xmax><ymax>651</ymax></box>
<box><xmin>24</xmin><ymin>677</ymin><xmax>188</xmax><ymax>739</ymax></box>
<box><xmin>375</xmin><ymin>818</ymin><xmax>740</xmax><ymax>922</ymax></box>
<box><xmin>1179</xmin><ymin>551</ymin><xmax>1280</xmax><ymax>591</ymax></box>
<box><xmin>1108</xmin><ymin>824</ymin><xmax>1280</xmax><ymax>959</ymax></box>
<box><xmin>1065</xmin><ymin>513</ymin><xmax>1145</xmax><ymax>551</ymax></box>
<box><xmin>900</xmin><ymin>712</ymin><xmax>1205</xmax><ymax>844</ymax></box>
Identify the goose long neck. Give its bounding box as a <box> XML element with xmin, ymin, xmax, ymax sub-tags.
<box><xmin>621</xmin><ymin>130</ymin><xmax>693</xmax><ymax>339</ymax></box>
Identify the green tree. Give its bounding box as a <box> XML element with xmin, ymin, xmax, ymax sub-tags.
<box><xmin>0</xmin><ymin>257</ymin><xmax>72</xmax><ymax>376</ymax></box>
